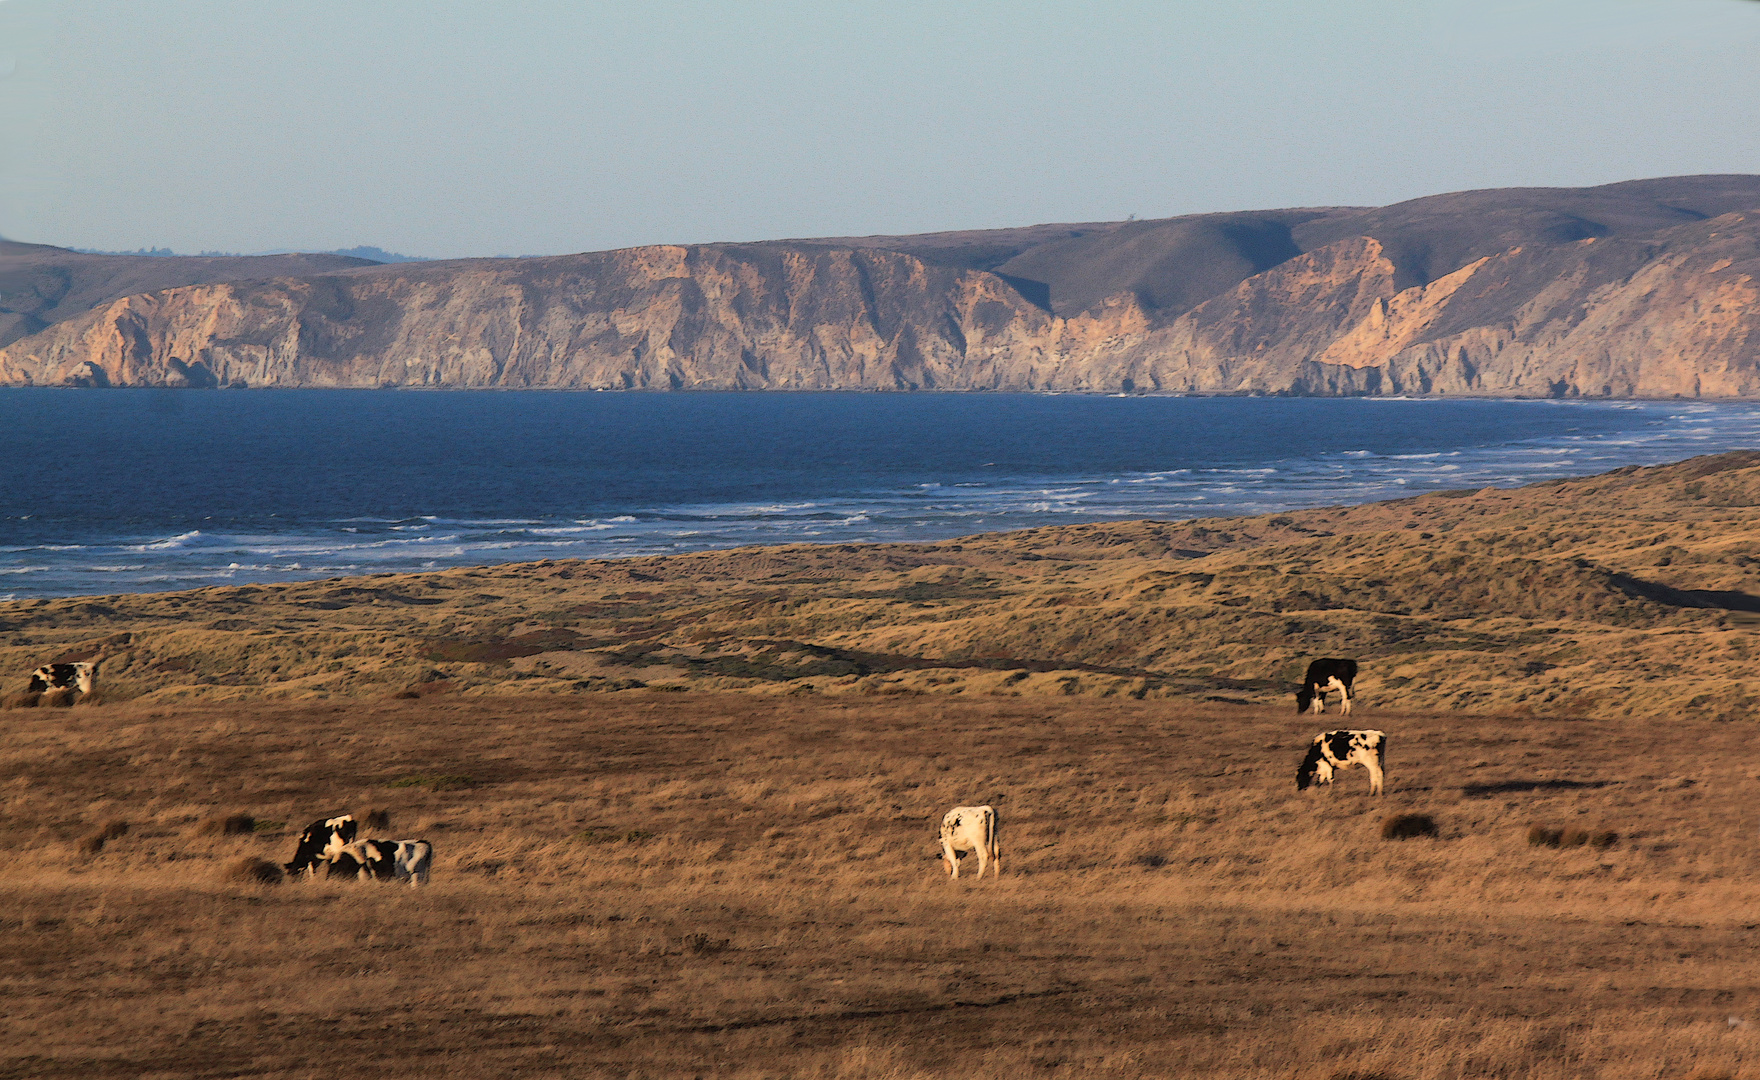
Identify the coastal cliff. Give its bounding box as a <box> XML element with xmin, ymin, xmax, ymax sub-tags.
<box><xmin>4</xmin><ymin>176</ymin><xmax>1759</xmax><ymax>395</ymax></box>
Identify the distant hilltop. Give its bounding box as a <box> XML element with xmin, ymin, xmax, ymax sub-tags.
<box><xmin>4</xmin><ymin>174</ymin><xmax>1759</xmax><ymax>396</ymax></box>
<box><xmin>68</xmin><ymin>244</ymin><xmax>431</xmax><ymax>263</ymax></box>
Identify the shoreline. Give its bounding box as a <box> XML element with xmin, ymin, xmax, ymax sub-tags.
<box><xmin>7</xmin><ymin>395</ymin><xmax>1759</xmax><ymax>602</ymax></box>
<box><xmin>4</xmin><ymin>450</ymin><xmax>1759</xmax><ymax>718</ymax></box>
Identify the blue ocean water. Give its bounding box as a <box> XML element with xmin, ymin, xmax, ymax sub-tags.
<box><xmin>2</xmin><ymin>389</ymin><xmax>1758</xmax><ymax>600</ymax></box>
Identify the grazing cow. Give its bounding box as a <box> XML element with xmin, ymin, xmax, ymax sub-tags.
<box><xmin>939</xmin><ymin>805</ymin><xmax>1000</xmax><ymax>879</ymax></box>
<box><xmin>283</xmin><ymin>814</ymin><xmax>358</xmax><ymax>876</ymax></box>
<box><xmin>326</xmin><ymin>839</ymin><xmax>433</xmax><ymax>886</ymax></box>
<box><xmin>14</xmin><ymin>660</ymin><xmax>101</xmax><ymax>706</ymax></box>
<box><xmin>1294</xmin><ymin>658</ymin><xmax>1358</xmax><ymax>715</ymax></box>
<box><xmin>28</xmin><ymin>662</ymin><xmax>98</xmax><ymax>697</ymax></box>
<box><xmin>1296</xmin><ymin>729</ymin><xmax>1387</xmax><ymax>796</ymax></box>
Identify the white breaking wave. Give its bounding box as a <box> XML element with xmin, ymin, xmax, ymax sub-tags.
<box><xmin>9</xmin><ymin>398</ymin><xmax>1760</xmax><ymax>599</ymax></box>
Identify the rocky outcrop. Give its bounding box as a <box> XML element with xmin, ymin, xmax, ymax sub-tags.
<box><xmin>4</xmin><ymin>177</ymin><xmax>1759</xmax><ymax>395</ymax></box>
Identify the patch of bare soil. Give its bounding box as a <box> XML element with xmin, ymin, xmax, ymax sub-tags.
<box><xmin>4</xmin><ymin>693</ymin><xmax>1760</xmax><ymax>1078</ymax></box>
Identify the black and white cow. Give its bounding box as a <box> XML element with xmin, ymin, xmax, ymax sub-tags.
<box><xmin>283</xmin><ymin>814</ymin><xmax>358</xmax><ymax>876</ymax></box>
<box><xmin>29</xmin><ymin>662</ymin><xmax>98</xmax><ymax>698</ymax></box>
<box><xmin>1294</xmin><ymin>658</ymin><xmax>1357</xmax><ymax>715</ymax></box>
<box><xmin>326</xmin><ymin>839</ymin><xmax>433</xmax><ymax>887</ymax></box>
<box><xmin>1296</xmin><ymin>729</ymin><xmax>1387</xmax><ymax>796</ymax></box>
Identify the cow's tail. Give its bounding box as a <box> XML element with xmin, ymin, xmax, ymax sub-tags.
<box><xmin>987</xmin><ymin>808</ymin><xmax>1000</xmax><ymax>877</ymax></box>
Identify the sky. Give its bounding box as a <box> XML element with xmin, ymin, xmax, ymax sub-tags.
<box><xmin>1</xmin><ymin>0</ymin><xmax>1758</xmax><ymax>259</ymax></box>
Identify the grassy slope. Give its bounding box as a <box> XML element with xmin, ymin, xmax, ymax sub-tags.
<box><xmin>7</xmin><ymin>451</ymin><xmax>1760</xmax><ymax>719</ymax></box>
<box><xmin>3</xmin><ymin>693</ymin><xmax>1759</xmax><ymax>1079</ymax></box>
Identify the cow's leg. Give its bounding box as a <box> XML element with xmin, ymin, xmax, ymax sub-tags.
<box><xmin>973</xmin><ymin>845</ymin><xmax>988</xmax><ymax>879</ymax></box>
<box><xmin>1310</xmin><ymin>685</ymin><xmax>1325</xmax><ymax>714</ymax></box>
<box><xmin>942</xmin><ymin>838</ymin><xmax>960</xmax><ymax>878</ymax></box>
<box><xmin>1366</xmin><ymin>757</ymin><xmax>1384</xmax><ymax>796</ymax></box>
<box><xmin>1330</xmin><ymin>677</ymin><xmax>1352</xmax><ymax>716</ymax></box>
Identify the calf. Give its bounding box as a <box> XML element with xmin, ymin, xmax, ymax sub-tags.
<box><xmin>283</xmin><ymin>814</ymin><xmax>357</xmax><ymax>876</ymax></box>
<box><xmin>326</xmin><ymin>839</ymin><xmax>433</xmax><ymax>887</ymax></box>
<box><xmin>939</xmin><ymin>805</ymin><xmax>1000</xmax><ymax>879</ymax></box>
<box><xmin>1296</xmin><ymin>729</ymin><xmax>1387</xmax><ymax>796</ymax></box>
<box><xmin>1294</xmin><ymin>658</ymin><xmax>1357</xmax><ymax>715</ymax></box>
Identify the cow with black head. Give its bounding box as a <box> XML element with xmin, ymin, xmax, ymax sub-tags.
<box><xmin>1296</xmin><ymin>729</ymin><xmax>1387</xmax><ymax>796</ymax></box>
<box><xmin>1294</xmin><ymin>658</ymin><xmax>1357</xmax><ymax>715</ymax></box>
<box><xmin>284</xmin><ymin>814</ymin><xmax>357</xmax><ymax>876</ymax></box>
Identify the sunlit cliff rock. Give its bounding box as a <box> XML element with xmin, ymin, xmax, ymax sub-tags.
<box><xmin>3</xmin><ymin>176</ymin><xmax>1758</xmax><ymax>395</ymax></box>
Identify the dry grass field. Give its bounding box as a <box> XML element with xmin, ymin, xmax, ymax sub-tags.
<box><xmin>6</xmin><ymin>692</ymin><xmax>1760</xmax><ymax>1079</ymax></box>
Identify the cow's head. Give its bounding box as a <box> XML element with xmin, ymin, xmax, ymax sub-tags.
<box><xmin>1294</xmin><ymin>688</ymin><xmax>1314</xmax><ymax>714</ymax></box>
<box><xmin>72</xmin><ymin>662</ymin><xmax>97</xmax><ymax>696</ymax></box>
<box><xmin>1295</xmin><ymin>743</ymin><xmax>1333</xmax><ymax>790</ymax></box>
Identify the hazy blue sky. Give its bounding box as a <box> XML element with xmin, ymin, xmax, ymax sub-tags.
<box><xmin>2</xmin><ymin>1</ymin><xmax>1757</xmax><ymax>258</ymax></box>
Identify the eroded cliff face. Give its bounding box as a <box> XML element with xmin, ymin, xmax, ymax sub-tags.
<box><xmin>3</xmin><ymin>209</ymin><xmax>1757</xmax><ymax>396</ymax></box>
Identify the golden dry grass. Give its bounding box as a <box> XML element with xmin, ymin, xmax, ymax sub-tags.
<box><xmin>5</xmin><ymin>692</ymin><xmax>1760</xmax><ymax>1078</ymax></box>
<box><xmin>8</xmin><ymin>452</ymin><xmax>1760</xmax><ymax>719</ymax></box>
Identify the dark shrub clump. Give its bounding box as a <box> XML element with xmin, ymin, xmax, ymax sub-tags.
<box><xmin>200</xmin><ymin>813</ymin><xmax>257</xmax><ymax>836</ymax></box>
<box><xmin>1528</xmin><ymin>825</ymin><xmax>1564</xmax><ymax>847</ymax></box>
<box><xmin>1381</xmin><ymin>814</ymin><xmax>1438</xmax><ymax>840</ymax></box>
<box><xmin>225</xmin><ymin>857</ymin><xmax>284</xmax><ymax>886</ymax></box>
<box><xmin>1529</xmin><ymin>824</ymin><xmax>1617</xmax><ymax>849</ymax></box>
<box><xmin>78</xmin><ymin>820</ymin><xmax>129</xmax><ymax>856</ymax></box>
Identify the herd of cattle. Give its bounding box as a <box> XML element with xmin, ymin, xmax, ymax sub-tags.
<box><xmin>17</xmin><ymin>656</ymin><xmax>1386</xmax><ymax>884</ymax></box>
<box><xmin>942</xmin><ymin>657</ymin><xmax>1385</xmax><ymax>877</ymax></box>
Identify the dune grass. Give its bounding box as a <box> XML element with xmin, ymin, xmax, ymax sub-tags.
<box><xmin>10</xmin><ymin>452</ymin><xmax>1760</xmax><ymax>723</ymax></box>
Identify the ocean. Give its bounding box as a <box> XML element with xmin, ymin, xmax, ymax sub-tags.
<box><xmin>3</xmin><ymin>389</ymin><xmax>1758</xmax><ymax>601</ymax></box>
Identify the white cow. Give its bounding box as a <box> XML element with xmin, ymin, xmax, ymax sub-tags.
<box><xmin>939</xmin><ymin>805</ymin><xmax>1000</xmax><ymax>879</ymax></box>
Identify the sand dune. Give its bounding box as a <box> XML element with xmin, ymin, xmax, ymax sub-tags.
<box><xmin>6</xmin><ymin>451</ymin><xmax>1760</xmax><ymax>719</ymax></box>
